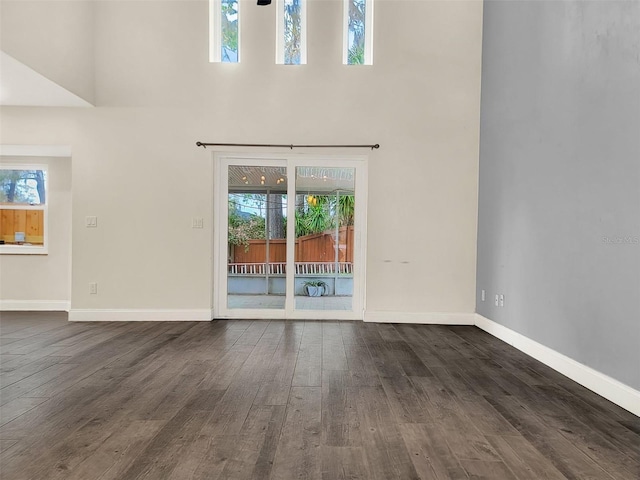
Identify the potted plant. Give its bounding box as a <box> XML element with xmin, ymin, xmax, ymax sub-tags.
<box><xmin>303</xmin><ymin>280</ymin><xmax>327</xmax><ymax>297</ymax></box>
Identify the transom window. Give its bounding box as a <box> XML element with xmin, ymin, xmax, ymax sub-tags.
<box><xmin>0</xmin><ymin>165</ymin><xmax>48</xmax><ymax>254</ymax></box>
<box><xmin>276</xmin><ymin>0</ymin><xmax>307</xmax><ymax>65</ymax></box>
<box><xmin>210</xmin><ymin>0</ymin><xmax>240</xmax><ymax>63</ymax></box>
<box><xmin>344</xmin><ymin>0</ymin><xmax>373</xmax><ymax>65</ymax></box>
<box><xmin>209</xmin><ymin>0</ymin><xmax>374</xmax><ymax>66</ymax></box>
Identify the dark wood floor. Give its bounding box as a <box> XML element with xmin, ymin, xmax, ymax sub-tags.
<box><xmin>0</xmin><ymin>313</ymin><xmax>638</xmax><ymax>480</ymax></box>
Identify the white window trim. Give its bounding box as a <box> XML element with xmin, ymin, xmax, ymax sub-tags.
<box><xmin>343</xmin><ymin>0</ymin><xmax>374</xmax><ymax>65</ymax></box>
<box><xmin>276</xmin><ymin>0</ymin><xmax>307</xmax><ymax>65</ymax></box>
<box><xmin>0</xmin><ymin>163</ymin><xmax>48</xmax><ymax>255</ymax></box>
<box><xmin>212</xmin><ymin>153</ymin><xmax>368</xmax><ymax>320</ymax></box>
<box><xmin>209</xmin><ymin>0</ymin><xmax>240</xmax><ymax>63</ymax></box>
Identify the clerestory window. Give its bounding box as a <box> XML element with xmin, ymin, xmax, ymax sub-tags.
<box><xmin>276</xmin><ymin>0</ymin><xmax>307</xmax><ymax>65</ymax></box>
<box><xmin>210</xmin><ymin>0</ymin><xmax>240</xmax><ymax>63</ymax></box>
<box><xmin>344</xmin><ymin>0</ymin><xmax>373</xmax><ymax>65</ymax></box>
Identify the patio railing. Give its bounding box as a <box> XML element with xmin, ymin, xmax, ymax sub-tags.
<box><xmin>228</xmin><ymin>262</ymin><xmax>353</xmax><ymax>276</ymax></box>
<box><xmin>296</xmin><ymin>262</ymin><xmax>353</xmax><ymax>275</ymax></box>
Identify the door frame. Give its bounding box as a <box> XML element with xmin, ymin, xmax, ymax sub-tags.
<box><xmin>212</xmin><ymin>152</ymin><xmax>368</xmax><ymax>320</ymax></box>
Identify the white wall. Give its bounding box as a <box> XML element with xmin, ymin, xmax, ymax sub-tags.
<box><xmin>0</xmin><ymin>0</ymin><xmax>95</xmax><ymax>104</ymax></box>
<box><xmin>0</xmin><ymin>156</ymin><xmax>72</xmax><ymax>309</ymax></box>
<box><xmin>0</xmin><ymin>0</ymin><xmax>483</xmax><ymax>319</ymax></box>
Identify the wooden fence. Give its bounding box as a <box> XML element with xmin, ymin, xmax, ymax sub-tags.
<box><xmin>0</xmin><ymin>208</ymin><xmax>44</xmax><ymax>244</ymax></box>
<box><xmin>231</xmin><ymin>226</ymin><xmax>354</xmax><ymax>264</ymax></box>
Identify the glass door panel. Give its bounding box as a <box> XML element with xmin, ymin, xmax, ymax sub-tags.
<box><xmin>294</xmin><ymin>166</ymin><xmax>355</xmax><ymax>311</ymax></box>
<box><xmin>227</xmin><ymin>165</ymin><xmax>287</xmax><ymax>310</ymax></box>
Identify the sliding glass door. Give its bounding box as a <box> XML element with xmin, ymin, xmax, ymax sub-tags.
<box><xmin>226</xmin><ymin>164</ymin><xmax>288</xmax><ymax>310</ymax></box>
<box><xmin>293</xmin><ymin>166</ymin><xmax>355</xmax><ymax>312</ymax></box>
<box><xmin>214</xmin><ymin>154</ymin><xmax>366</xmax><ymax>320</ymax></box>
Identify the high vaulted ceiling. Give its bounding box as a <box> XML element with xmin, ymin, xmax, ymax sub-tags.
<box><xmin>0</xmin><ymin>52</ymin><xmax>92</xmax><ymax>107</ymax></box>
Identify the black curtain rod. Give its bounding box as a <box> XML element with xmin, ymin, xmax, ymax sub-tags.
<box><xmin>196</xmin><ymin>142</ymin><xmax>380</xmax><ymax>150</ymax></box>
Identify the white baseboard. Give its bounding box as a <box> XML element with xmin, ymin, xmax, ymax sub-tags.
<box><xmin>68</xmin><ymin>309</ymin><xmax>213</xmax><ymax>322</ymax></box>
<box><xmin>0</xmin><ymin>300</ymin><xmax>70</xmax><ymax>311</ymax></box>
<box><xmin>475</xmin><ymin>314</ymin><xmax>640</xmax><ymax>417</ymax></box>
<box><xmin>364</xmin><ymin>311</ymin><xmax>475</xmax><ymax>325</ymax></box>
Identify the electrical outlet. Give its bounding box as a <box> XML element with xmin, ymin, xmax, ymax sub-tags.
<box><xmin>481</xmin><ymin>289</ymin><xmax>485</xmax><ymax>302</ymax></box>
<box><xmin>494</xmin><ymin>294</ymin><xmax>499</xmax><ymax>307</ymax></box>
<box><xmin>499</xmin><ymin>294</ymin><xmax>505</xmax><ymax>307</ymax></box>
<box><xmin>85</xmin><ymin>216</ymin><xmax>98</xmax><ymax>228</ymax></box>
<box><xmin>192</xmin><ymin>217</ymin><xmax>204</xmax><ymax>229</ymax></box>
<box><xmin>89</xmin><ymin>282</ymin><xmax>98</xmax><ymax>295</ymax></box>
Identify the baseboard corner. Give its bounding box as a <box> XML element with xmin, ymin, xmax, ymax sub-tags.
<box><xmin>474</xmin><ymin>313</ymin><xmax>640</xmax><ymax>417</ymax></box>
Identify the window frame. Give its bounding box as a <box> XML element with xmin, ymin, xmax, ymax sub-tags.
<box><xmin>209</xmin><ymin>0</ymin><xmax>241</xmax><ymax>63</ymax></box>
<box><xmin>343</xmin><ymin>0</ymin><xmax>374</xmax><ymax>65</ymax></box>
<box><xmin>0</xmin><ymin>164</ymin><xmax>49</xmax><ymax>255</ymax></box>
<box><xmin>276</xmin><ymin>0</ymin><xmax>307</xmax><ymax>65</ymax></box>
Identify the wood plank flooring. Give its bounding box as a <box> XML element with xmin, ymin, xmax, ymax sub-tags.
<box><xmin>0</xmin><ymin>312</ymin><xmax>638</xmax><ymax>480</ymax></box>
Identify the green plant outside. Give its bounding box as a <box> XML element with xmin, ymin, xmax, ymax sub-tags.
<box><xmin>228</xmin><ymin>194</ymin><xmax>355</xmax><ymax>248</ymax></box>
<box><xmin>295</xmin><ymin>195</ymin><xmax>355</xmax><ymax>237</ymax></box>
<box><xmin>228</xmin><ymin>210</ymin><xmax>265</xmax><ymax>251</ymax></box>
<box><xmin>348</xmin><ymin>44</ymin><xmax>365</xmax><ymax>65</ymax></box>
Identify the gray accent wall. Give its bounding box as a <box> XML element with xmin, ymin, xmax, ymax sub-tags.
<box><xmin>476</xmin><ymin>1</ymin><xmax>640</xmax><ymax>390</ymax></box>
